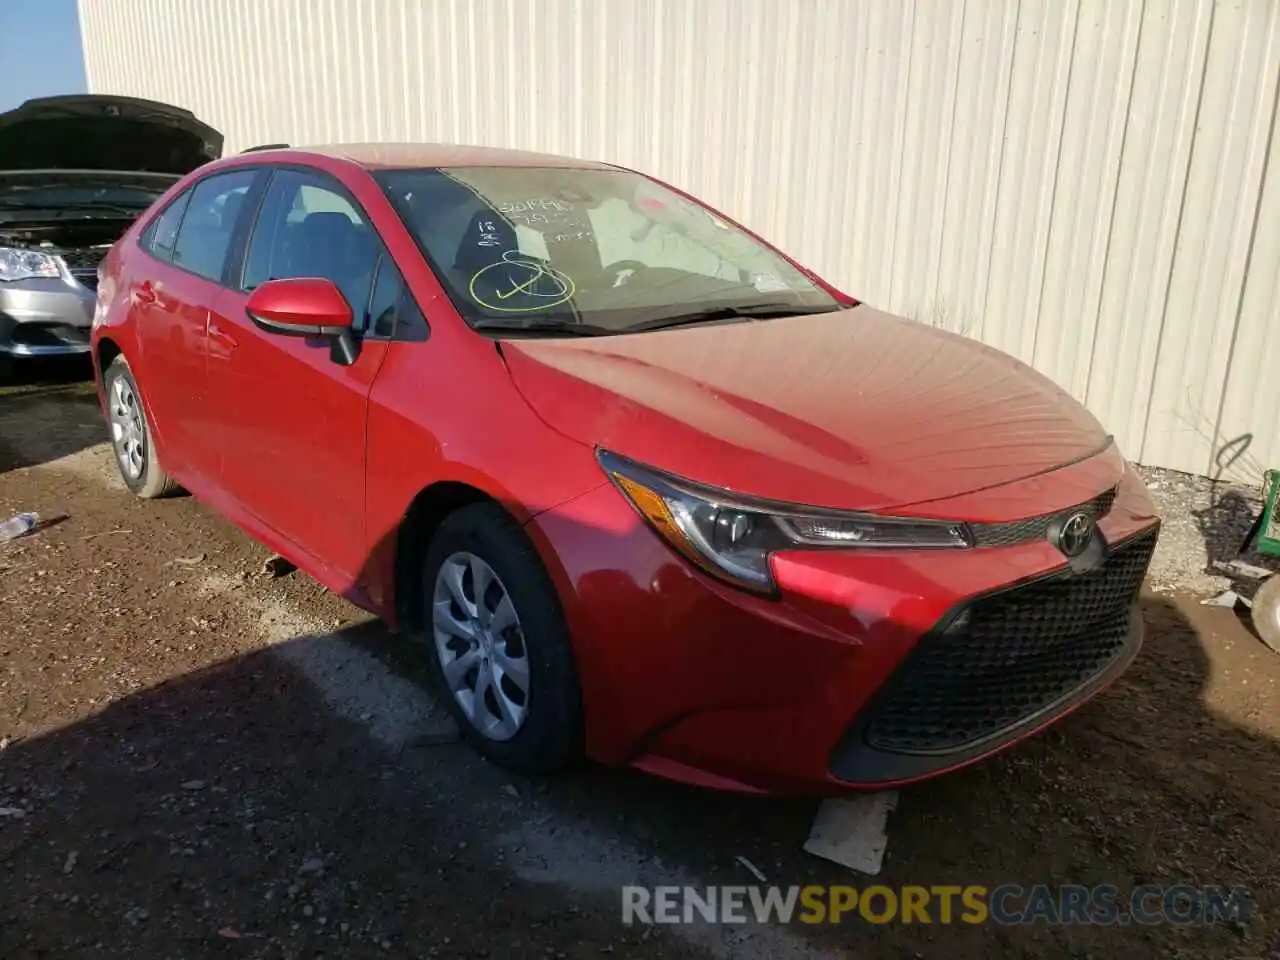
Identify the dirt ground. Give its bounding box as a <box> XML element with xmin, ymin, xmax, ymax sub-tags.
<box><xmin>2</xmin><ymin>359</ymin><xmax>1279</xmax><ymax>960</ymax></box>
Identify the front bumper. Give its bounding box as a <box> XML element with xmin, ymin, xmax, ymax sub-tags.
<box><xmin>526</xmin><ymin>448</ymin><xmax>1160</xmax><ymax>795</ymax></box>
<box><xmin>826</xmin><ymin>528</ymin><xmax>1152</xmax><ymax>784</ymax></box>
<box><xmin>0</xmin><ymin>277</ymin><xmax>95</xmax><ymax>356</ymax></box>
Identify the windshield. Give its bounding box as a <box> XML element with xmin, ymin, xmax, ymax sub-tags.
<box><xmin>374</xmin><ymin>166</ymin><xmax>841</xmax><ymax>335</ymax></box>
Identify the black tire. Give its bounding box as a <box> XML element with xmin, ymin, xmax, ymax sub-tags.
<box><xmin>103</xmin><ymin>356</ymin><xmax>180</xmax><ymax>499</ymax></box>
<box><xmin>1250</xmin><ymin>575</ymin><xmax>1280</xmax><ymax>654</ymax></box>
<box><xmin>0</xmin><ymin>353</ymin><xmax>14</xmax><ymax>383</ymax></box>
<box><xmin>420</xmin><ymin>502</ymin><xmax>583</xmax><ymax>774</ymax></box>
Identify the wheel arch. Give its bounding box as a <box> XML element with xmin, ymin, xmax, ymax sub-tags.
<box><xmin>393</xmin><ymin>480</ymin><xmax>500</xmax><ymax>635</ymax></box>
<box><xmin>95</xmin><ymin>336</ymin><xmax>123</xmax><ymax>382</ymax></box>
<box><xmin>388</xmin><ymin>478</ymin><xmax>584</xmax><ymax>647</ymax></box>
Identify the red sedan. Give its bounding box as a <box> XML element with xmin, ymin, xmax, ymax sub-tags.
<box><xmin>91</xmin><ymin>143</ymin><xmax>1160</xmax><ymax>795</ymax></box>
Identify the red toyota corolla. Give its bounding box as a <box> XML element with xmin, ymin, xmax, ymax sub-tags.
<box><xmin>91</xmin><ymin>143</ymin><xmax>1160</xmax><ymax>795</ymax></box>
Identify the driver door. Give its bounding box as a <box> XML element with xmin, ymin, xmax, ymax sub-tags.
<box><xmin>205</xmin><ymin>168</ymin><xmax>389</xmax><ymax>583</ymax></box>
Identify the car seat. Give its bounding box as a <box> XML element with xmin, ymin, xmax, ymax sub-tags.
<box><xmin>292</xmin><ymin>211</ymin><xmax>374</xmax><ymax>312</ymax></box>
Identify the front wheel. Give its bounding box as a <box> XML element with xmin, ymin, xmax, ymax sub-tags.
<box><xmin>103</xmin><ymin>356</ymin><xmax>179</xmax><ymax>499</ymax></box>
<box><xmin>421</xmin><ymin>502</ymin><xmax>582</xmax><ymax>774</ymax></box>
<box><xmin>1251</xmin><ymin>575</ymin><xmax>1280</xmax><ymax>654</ymax></box>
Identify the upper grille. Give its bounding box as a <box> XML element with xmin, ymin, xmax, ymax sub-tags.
<box><xmin>970</xmin><ymin>488</ymin><xmax>1117</xmax><ymax>548</ymax></box>
<box><xmin>860</xmin><ymin>526</ymin><xmax>1157</xmax><ymax>755</ymax></box>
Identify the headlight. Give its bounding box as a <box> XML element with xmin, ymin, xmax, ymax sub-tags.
<box><xmin>0</xmin><ymin>247</ymin><xmax>63</xmax><ymax>282</ymax></box>
<box><xmin>598</xmin><ymin>450</ymin><xmax>972</xmax><ymax>593</ymax></box>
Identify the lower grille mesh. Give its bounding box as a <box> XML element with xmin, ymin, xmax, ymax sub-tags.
<box><xmin>11</xmin><ymin>323</ymin><xmax>91</xmax><ymax>347</ymax></box>
<box><xmin>862</xmin><ymin>528</ymin><xmax>1157</xmax><ymax>754</ymax></box>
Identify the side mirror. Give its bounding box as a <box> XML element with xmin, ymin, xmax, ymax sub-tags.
<box><xmin>245</xmin><ymin>277</ymin><xmax>358</xmax><ymax>365</ymax></box>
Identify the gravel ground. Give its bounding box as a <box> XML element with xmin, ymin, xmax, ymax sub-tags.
<box><xmin>1</xmin><ymin>361</ymin><xmax>1279</xmax><ymax>959</ymax></box>
<box><xmin>1135</xmin><ymin>465</ymin><xmax>1280</xmax><ymax>597</ymax></box>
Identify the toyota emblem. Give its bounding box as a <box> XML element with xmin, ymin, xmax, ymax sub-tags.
<box><xmin>1053</xmin><ymin>511</ymin><xmax>1094</xmax><ymax>558</ymax></box>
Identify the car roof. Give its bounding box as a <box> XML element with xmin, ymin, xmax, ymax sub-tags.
<box><xmin>247</xmin><ymin>142</ymin><xmax>616</xmax><ymax>171</ymax></box>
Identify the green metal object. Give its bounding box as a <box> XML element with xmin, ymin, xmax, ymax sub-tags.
<box><xmin>1250</xmin><ymin>471</ymin><xmax>1280</xmax><ymax>653</ymax></box>
<box><xmin>1259</xmin><ymin>469</ymin><xmax>1280</xmax><ymax>558</ymax></box>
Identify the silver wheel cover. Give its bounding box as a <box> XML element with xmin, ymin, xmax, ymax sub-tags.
<box><xmin>432</xmin><ymin>552</ymin><xmax>531</xmax><ymax>741</ymax></box>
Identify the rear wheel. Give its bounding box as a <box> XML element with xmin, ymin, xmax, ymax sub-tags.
<box><xmin>104</xmin><ymin>356</ymin><xmax>179</xmax><ymax>499</ymax></box>
<box><xmin>1251</xmin><ymin>575</ymin><xmax>1280</xmax><ymax>654</ymax></box>
<box><xmin>420</xmin><ymin>502</ymin><xmax>582</xmax><ymax>773</ymax></box>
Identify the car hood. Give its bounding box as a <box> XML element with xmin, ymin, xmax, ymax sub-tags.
<box><xmin>0</xmin><ymin>95</ymin><xmax>222</xmax><ymax>175</ymax></box>
<box><xmin>500</xmin><ymin>305</ymin><xmax>1112</xmax><ymax>512</ymax></box>
<box><xmin>0</xmin><ymin>171</ymin><xmax>178</xmax><ymax>241</ymax></box>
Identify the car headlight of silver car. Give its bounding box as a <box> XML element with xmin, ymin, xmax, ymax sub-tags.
<box><xmin>0</xmin><ymin>247</ymin><xmax>64</xmax><ymax>282</ymax></box>
<box><xmin>598</xmin><ymin>449</ymin><xmax>972</xmax><ymax>593</ymax></box>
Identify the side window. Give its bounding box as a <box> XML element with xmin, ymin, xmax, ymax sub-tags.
<box><xmin>287</xmin><ymin>183</ymin><xmax>364</xmax><ymax>225</ymax></box>
<box><xmin>171</xmin><ymin>169</ymin><xmax>257</xmax><ymax>282</ymax></box>
<box><xmin>143</xmin><ymin>190</ymin><xmax>192</xmax><ymax>263</ymax></box>
<box><xmin>243</xmin><ymin>170</ymin><xmax>376</xmax><ymax>327</ymax></box>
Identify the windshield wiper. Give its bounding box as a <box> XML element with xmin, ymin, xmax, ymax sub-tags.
<box><xmin>471</xmin><ymin>320</ymin><xmax>613</xmax><ymax>338</ymax></box>
<box><xmin>471</xmin><ymin>303</ymin><xmax>839</xmax><ymax>338</ymax></box>
<box><xmin>624</xmin><ymin>302</ymin><xmax>835</xmax><ymax>333</ymax></box>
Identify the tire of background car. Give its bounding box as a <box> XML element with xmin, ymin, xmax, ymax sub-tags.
<box><xmin>103</xmin><ymin>356</ymin><xmax>180</xmax><ymax>499</ymax></box>
<box><xmin>421</xmin><ymin>502</ymin><xmax>583</xmax><ymax>774</ymax></box>
<box><xmin>1250</xmin><ymin>575</ymin><xmax>1280</xmax><ymax>654</ymax></box>
<box><xmin>0</xmin><ymin>353</ymin><xmax>13</xmax><ymax>383</ymax></box>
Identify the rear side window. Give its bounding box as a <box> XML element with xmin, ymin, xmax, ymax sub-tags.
<box><xmin>171</xmin><ymin>169</ymin><xmax>257</xmax><ymax>282</ymax></box>
<box><xmin>242</xmin><ymin>169</ymin><xmax>377</xmax><ymax>328</ymax></box>
<box><xmin>143</xmin><ymin>190</ymin><xmax>192</xmax><ymax>263</ymax></box>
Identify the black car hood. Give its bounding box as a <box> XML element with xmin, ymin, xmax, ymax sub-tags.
<box><xmin>0</xmin><ymin>170</ymin><xmax>179</xmax><ymax>237</ymax></box>
<box><xmin>0</xmin><ymin>95</ymin><xmax>222</xmax><ymax>175</ymax></box>
<box><xmin>0</xmin><ymin>169</ymin><xmax>179</xmax><ymax>195</ymax></box>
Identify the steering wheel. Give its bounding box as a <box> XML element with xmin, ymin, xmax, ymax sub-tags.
<box><xmin>603</xmin><ymin>259</ymin><xmax>650</xmax><ymax>289</ymax></box>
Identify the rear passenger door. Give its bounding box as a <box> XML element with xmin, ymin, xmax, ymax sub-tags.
<box><xmin>205</xmin><ymin>167</ymin><xmax>391</xmax><ymax>585</ymax></box>
<box><xmin>133</xmin><ymin>167</ymin><xmax>258</xmax><ymax>483</ymax></box>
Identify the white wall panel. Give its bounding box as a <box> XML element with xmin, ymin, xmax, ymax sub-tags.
<box><xmin>78</xmin><ymin>0</ymin><xmax>1280</xmax><ymax>480</ymax></box>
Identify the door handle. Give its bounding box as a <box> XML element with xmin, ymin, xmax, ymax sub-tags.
<box><xmin>135</xmin><ymin>282</ymin><xmax>157</xmax><ymax>304</ymax></box>
<box><xmin>207</xmin><ymin>321</ymin><xmax>238</xmax><ymax>349</ymax></box>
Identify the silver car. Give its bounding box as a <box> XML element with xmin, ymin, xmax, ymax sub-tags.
<box><xmin>0</xmin><ymin>95</ymin><xmax>221</xmax><ymax>374</ymax></box>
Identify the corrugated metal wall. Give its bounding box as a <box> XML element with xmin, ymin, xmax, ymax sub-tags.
<box><xmin>78</xmin><ymin>0</ymin><xmax>1280</xmax><ymax>480</ymax></box>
